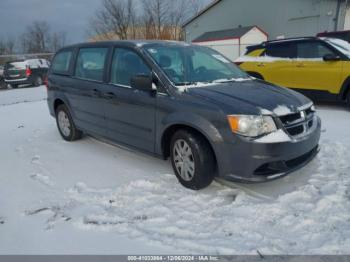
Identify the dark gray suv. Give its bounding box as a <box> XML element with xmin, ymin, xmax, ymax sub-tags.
<box><xmin>47</xmin><ymin>41</ymin><xmax>321</xmax><ymax>190</ymax></box>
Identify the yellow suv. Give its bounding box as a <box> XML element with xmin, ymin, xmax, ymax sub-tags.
<box><xmin>236</xmin><ymin>37</ymin><xmax>350</xmax><ymax>106</ymax></box>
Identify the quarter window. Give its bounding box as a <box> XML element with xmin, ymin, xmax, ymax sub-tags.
<box><xmin>297</xmin><ymin>42</ymin><xmax>335</xmax><ymax>59</ymax></box>
<box><xmin>265</xmin><ymin>43</ymin><xmax>295</xmax><ymax>58</ymax></box>
<box><xmin>75</xmin><ymin>48</ymin><xmax>108</xmax><ymax>81</ymax></box>
<box><xmin>111</xmin><ymin>48</ymin><xmax>151</xmax><ymax>87</ymax></box>
<box><xmin>52</xmin><ymin>50</ymin><xmax>72</xmax><ymax>74</ymax></box>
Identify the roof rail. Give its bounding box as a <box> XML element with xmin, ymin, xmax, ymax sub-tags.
<box><xmin>264</xmin><ymin>36</ymin><xmax>317</xmax><ymax>44</ymax></box>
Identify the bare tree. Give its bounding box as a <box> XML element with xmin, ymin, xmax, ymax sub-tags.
<box><xmin>50</xmin><ymin>31</ymin><xmax>67</xmax><ymax>52</ymax></box>
<box><xmin>89</xmin><ymin>0</ymin><xmax>204</xmax><ymax>41</ymax></box>
<box><xmin>21</xmin><ymin>21</ymin><xmax>50</xmax><ymax>53</ymax></box>
<box><xmin>141</xmin><ymin>0</ymin><xmax>168</xmax><ymax>39</ymax></box>
<box><xmin>0</xmin><ymin>36</ymin><xmax>15</xmax><ymax>55</ymax></box>
<box><xmin>89</xmin><ymin>0</ymin><xmax>137</xmax><ymax>40</ymax></box>
<box><xmin>20</xmin><ymin>21</ymin><xmax>67</xmax><ymax>53</ymax></box>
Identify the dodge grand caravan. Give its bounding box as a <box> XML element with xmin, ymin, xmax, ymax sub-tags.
<box><xmin>47</xmin><ymin>41</ymin><xmax>321</xmax><ymax>190</ymax></box>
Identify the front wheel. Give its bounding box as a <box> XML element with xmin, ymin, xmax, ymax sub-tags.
<box><xmin>347</xmin><ymin>91</ymin><xmax>350</xmax><ymax>109</ymax></box>
<box><xmin>55</xmin><ymin>104</ymin><xmax>83</xmax><ymax>141</ymax></box>
<box><xmin>170</xmin><ymin>130</ymin><xmax>215</xmax><ymax>190</ymax></box>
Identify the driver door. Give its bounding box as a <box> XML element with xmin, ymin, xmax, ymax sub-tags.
<box><xmin>292</xmin><ymin>40</ymin><xmax>342</xmax><ymax>93</ymax></box>
<box><xmin>103</xmin><ymin>47</ymin><xmax>157</xmax><ymax>153</ymax></box>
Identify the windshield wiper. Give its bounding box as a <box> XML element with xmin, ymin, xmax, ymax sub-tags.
<box><xmin>212</xmin><ymin>78</ymin><xmax>252</xmax><ymax>84</ymax></box>
<box><xmin>175</xmin><ymin>82</ymin><xmax>197</xmax><ymax>86</ymax></box>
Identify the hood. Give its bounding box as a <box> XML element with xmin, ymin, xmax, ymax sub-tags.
<box><xmin>185</xmin><ymin>80</ymin><xmax>312</xmax><ymax>116</ymax></box>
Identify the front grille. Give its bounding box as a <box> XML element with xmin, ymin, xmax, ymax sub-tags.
<box><xmin>253</xmin><ymin>147</ymin><xmax>318</xmax><ymax>176</ymax></box>
<box><xmin>279</xmin><ymin>107</ymin><xmax>315</xmax><ymax>137</ymax></box>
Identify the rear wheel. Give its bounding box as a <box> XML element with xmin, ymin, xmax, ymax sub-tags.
<box><xmin>347</xmin><ymin>91</ymin><xmax>350</xmax><ymax>109</ymax></box>
<box><xmin>33</xmin><ymin>76</ymin><xmax>43</xmax><ymax>87</ymax></box>
<box><xmin>0</xmin><ymin>80</ymin><xmax>7</xmax><ymax>90</ymax></box>
<box><xmin>170</xmin><ymin>130</ymin><xmax>215</xmax><ymax>190</ymax></box>
<box><xmin>55</xmin><ymin>104</ymin><xmax>83</xmax><ymax>141</ymax></box>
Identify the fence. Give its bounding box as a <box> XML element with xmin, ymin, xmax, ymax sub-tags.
<box><xmin>0</xmin><ymin>53</ymin><xmax>54</xmax><ymax>65</ymax></box>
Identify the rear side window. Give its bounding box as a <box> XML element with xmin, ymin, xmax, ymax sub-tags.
<box><xmin>297</xmin><ymin>41</ymin><xmax>335</xmax><ymax>59</ymax></box>
<box><xmin>75</xmin><ymin>48</ymin><xmax>108</xmax><ymax>82</ymax></box>
<box><xmin>52</xmin><ymin>51</ymin><xmax>72</xmax><ymax>74</ymax></box>
<box><xmin>5</xmin><ymin>61</ymin><xmax>27</xmax><ymax>70</ymax></box>
<box><xmin>110</xmin><ymin>48</ymin><xmax>150</xmax><ymax>87</ymax></box>
<box><xmin>265</xmin><ymin>43</ymin><xmax>296</xmax><ymax>58</ymax></box>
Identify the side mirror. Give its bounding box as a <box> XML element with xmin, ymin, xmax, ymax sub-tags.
<box><xmin>323</xmin><ymin>54</ymin><xmax>341</xmax><ymax>62</ymax></box>
<box><xmin>130</xmin><ymin>74</ymin><xmax>154</xmax><ymax>91</ymax></box>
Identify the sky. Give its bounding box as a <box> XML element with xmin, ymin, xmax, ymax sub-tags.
<box><xmin>0</xmin><ymin>0</ymin><xmax>212</xmax><ymax>47</ymax></box>
<box><xmin>0</xmin><ymin>0</ymin><xmax>115</xmax><ymax>44</ymax></box>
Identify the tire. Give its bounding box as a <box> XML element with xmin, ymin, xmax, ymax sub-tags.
<box><xmin>11</xmin><ymin>84</ymin><xmax>18</xmax><ymax>89</ymax></box>
<box><xmin>33</xmin><ymin>76</ymin><xmax>43</xmax><ymax>87</ymax></box>
<box><xmin>347</xmin><ymin>91</ymin><xmax>350</xmax><ymax>109</ymax></box>
<box><xmin>55</xmin><ymin>104</ymin><xmax>83</xmax><ymax>141</ymax></box>
<box><xmin>170</xmin><ymin>130</ymin><xmax>215</xmax><ymax>190</ymax></box>
<box><xmin>0</xmin><ymin>80</ymin><xmax>7</xmax><ymax>90</ymax></box>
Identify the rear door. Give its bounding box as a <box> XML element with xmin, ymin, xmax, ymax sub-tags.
<box><xmin>293</xmin><ymin>40</ymin><xmax>342</xmax><ymax>93</ymax></box>
<box><xmin>103</xmin><ymin>47</ymin><xmax>157</xmax><ymax>153</ymax></box>
<box><xmin>65</xmin><ymin>47</ymin><xmax>110</xmax><ymax>136</ymax></box>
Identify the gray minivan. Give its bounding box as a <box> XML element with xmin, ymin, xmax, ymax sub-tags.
<box><xmin>47</xmin><ymin>41</ymin><xmax>321</xmax><ymax>190</ymax></box>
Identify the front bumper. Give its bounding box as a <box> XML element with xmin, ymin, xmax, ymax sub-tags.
<box><xmin>217</xmin><ymin>116</ymin><xmax>321</xmax><ymax>183</ymax></box>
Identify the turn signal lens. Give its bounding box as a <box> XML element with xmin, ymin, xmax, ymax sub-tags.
<box><xmin>227</xmin><ymin>115</ymin><xmax>239</xmax><ymax>133</ymax></box>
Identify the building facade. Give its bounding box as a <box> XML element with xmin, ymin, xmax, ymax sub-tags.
<box><xmin>183</xmin><ymin>0</ymin><xmax>350</xmax><ymax>42</ymax></box>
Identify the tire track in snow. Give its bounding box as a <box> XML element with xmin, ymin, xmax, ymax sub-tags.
<box><xmin>25</xmin><ymin>141</ymin><xmax>350</xmax><ymax>254</ymax></box>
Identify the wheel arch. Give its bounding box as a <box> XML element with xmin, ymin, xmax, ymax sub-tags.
<box><xmin>161</xmin><ymin>124</ymin><xmax>218</xmax><ymax>172</ymax></box>
<box><xmin>339</xmin><ymin>76</ymin><xmax>350</xmax><ymax>100</ymax></box>
<box><xmin>246</xmin><ymin>71</ymin><xmax>264</xmax><ymax>80</ymax></box>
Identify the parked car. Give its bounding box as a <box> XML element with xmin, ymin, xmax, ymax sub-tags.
<box><xmin>0</xmin><ymin>65</ymin><xmax>6</xmax><ymax>89</ymax></box>
<box><xmin>317</xmin><ymin>30</ymin><xmax>350</xmax><ymax>43</ymax></box>
<box><xmin>47</xmin><ymin>41</ymin><xmax>321</xmax><ymax>190</ymax></box>
<box><xmin>4</xmin><ymin>59</ymin><xmax>50</xmax><ymax>88</ymax></box>
<box><xmin>236</xmin><ymin>37</ymin><xmax>350</xmax><ymax>106</ymax></box>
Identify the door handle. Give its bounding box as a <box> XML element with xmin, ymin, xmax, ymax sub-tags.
<box><xmin>296</xmin><ymin>63</ymin><xmax>305</xmax><ymax>68</ymax></box>
<box><xmin>102</xmin><ymin>92</ymin><xmax>117</xmax><ymax>100</ymax></box>
<box><xmin>92</xmin><ymin>89</ymin><xmax>101</xmax><ymax>97</ymax></box>
<box><xmin>257</xmin><ymin>63</ymin><xmax>265</xmax><ymax>67</ymax></box>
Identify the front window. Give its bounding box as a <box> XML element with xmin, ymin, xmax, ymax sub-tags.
<box><xmin>111</xmin><ymin>48</ymin><xmax>151</xmax><ymax>87</ymax></box>
<box><xmin>296</xmin><ymin>41</ymin><xmax>335</xmax><ymax>59</ymax></box>
<box><xmin>145</xmin><ymin>45</ymin><xmax>249</xmax><ymax>87</ymax></box>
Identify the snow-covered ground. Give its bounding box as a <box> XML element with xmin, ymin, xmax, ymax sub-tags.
<box><xmin>0</xmin><ymin>86</ymin><xmax>349</xmax><ymax>255</ymax></box>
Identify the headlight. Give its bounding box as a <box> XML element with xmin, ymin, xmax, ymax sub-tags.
<box><xmin>227</xmin><ymin>115</ymin><xmax>277</xmax><ymax>137</ymax></box>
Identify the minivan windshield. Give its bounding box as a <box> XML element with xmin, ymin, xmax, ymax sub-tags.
<box><xmin>145</xmin><ymin>45</ymin><xmax>250</xmax><ymax>87</ymax></box>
